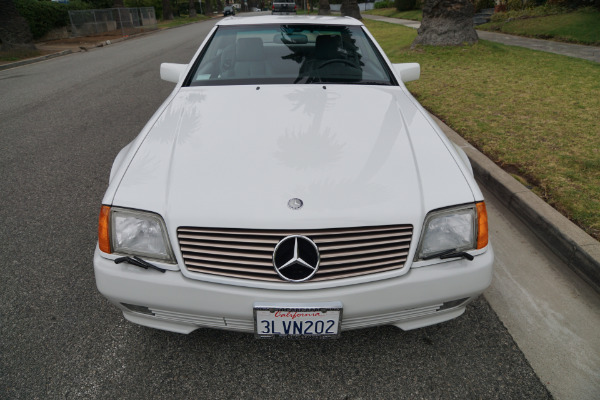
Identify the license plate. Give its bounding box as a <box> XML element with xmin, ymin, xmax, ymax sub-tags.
<box><xmin>254</xmin><ymin>302</ymin><xmax>342</xmax><ymax>339</ymax></box>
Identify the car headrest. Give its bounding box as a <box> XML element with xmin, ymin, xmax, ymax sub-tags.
<box><xmin>236</xmin><ymin>38</ymin><xmax>264</xmax><ymax>62</ymax></box>
<box><xmin>315</xmin><ymin>35</ymin><xmax>341</xmax><ymax>59</ymax></box>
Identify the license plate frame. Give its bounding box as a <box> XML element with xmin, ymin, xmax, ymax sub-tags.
<box><xmin>253</xmin><ymin>302</ymin><xmax>343</xmax><ymax>339</ymax></box>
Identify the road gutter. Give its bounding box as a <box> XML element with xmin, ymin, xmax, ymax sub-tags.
<box><xmin>0</xmin><ymin>50</ymin><xmax>72</xmax><ymax>71</ymax></box>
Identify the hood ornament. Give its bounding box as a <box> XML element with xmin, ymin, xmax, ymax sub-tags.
<box><xmin>288</xmin><ymin>198</ymin><xmax>303</xmax><ymax>210</ymax></box>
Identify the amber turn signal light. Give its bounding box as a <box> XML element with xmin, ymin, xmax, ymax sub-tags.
<box><xmin>476</xmin><ymin>201</ymin><xmax>489</xmax><ymax>249</ymax></box>
<box><xmin>98</xmin><ymin>205</ymin><xmax>111</xmax><ymax>253</ymax></box>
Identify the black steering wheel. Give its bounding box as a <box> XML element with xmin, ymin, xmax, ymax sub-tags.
<box><xmin>317</xmin><ymin>59</ymin><xmax>357</xmax><ymax>69</ymax></box>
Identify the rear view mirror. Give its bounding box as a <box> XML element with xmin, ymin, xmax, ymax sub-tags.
<box><xmin>160</xmin><ymin>63</ymin><xmax>187</xmax><ymax>83</ymax></box>
<box><xmin>281</xmin><ymin>34</ymin><xmax>308</xmax><ymax>44</ymax></box>
<box><xmin>393</xmin><ymin>63</ymin><xmax>420</xmax><ymax>83</ymax></box>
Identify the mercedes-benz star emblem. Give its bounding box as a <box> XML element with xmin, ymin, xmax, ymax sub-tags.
<box><xmin>273</xmin><ymin>235</ymin><xmax>320</xmax><ymax>282</ymax></box>
<box><xmin>288</xmin><ymin>198</ymin><xmax>303</xmax><ymax>210</ymax></box>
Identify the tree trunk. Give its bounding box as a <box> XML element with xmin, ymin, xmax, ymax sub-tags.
<box><xmin>341</xmin><ymin>0</ymin><xmax>361</xmax><ymax>19</ymax></box>
<box><xmin>204</xmin><ymin>0</ymin><xmax>212</xmax><ymax>16</ymax></box>
<box><xmin>189</xmin><ymin>0</ymin><xmax>197</xmax><ymax>17</ymax></box>
<box><xmin>412</xmin><ymin>0</ymin><xmax>477</xmax><ymax>47</ymax></box>
<box><xmin>318</xmin><ymin>0</ymin><xmax>330</xmax><ymax>15</ymax></box>
<box><xmin>0</xmin><ymin>0</ymin><xmax>36</xmax><ymax>51</ymax></box>
<box><xmin>163</xmin><ymin>0</ymin><xmax>174</xmax><ymax>20</ymax></box>
<box><xmin>340</xmin><ymin>0</ymin><xmax>348</xmax><ymax>15</ymax></box>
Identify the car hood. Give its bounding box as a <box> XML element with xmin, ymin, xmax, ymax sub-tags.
<box><xmin>112</xmin><ymin>85</ymin><xmax>475</xmax><ymax>231</ymax></box>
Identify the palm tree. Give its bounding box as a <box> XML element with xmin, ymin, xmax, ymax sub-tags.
<box><xmin>163</xmin><ymin>0</ymin><xmax>174</xmax><ymax>20</ymax></box>
<box><xmin>204</xmin><ymin>0</ymin><xmax>213</xmax><ymax>17</ymax></box>
<box><xmin>412</xmin><ymin>0</ymin><xmax>477</xmax><ymax>46</ymax></box>
<box><xmin>318</xmin><ymin>0</ymin><xmax>330</xmax><ymax>15</ymax></box>
<box><xmin>340</xmin><ymin>0</ymin><xmax>361</xmax><ymax>19</ymax></box>
<box><xmin>189</xmin><ymin>0</ymin><xmax>197</xmax><ymax>17</ymax></box>
<box><xmin>0</xmin><ymin>0</ymin><xmax>36</xmax><ymax>51</ymax></box>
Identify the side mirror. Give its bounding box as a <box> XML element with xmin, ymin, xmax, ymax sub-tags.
<box><xmin>160</xmin><ymin>63</ymin><xmax>187</xmax><ymax>83</ymax></box>
<box><xmin>393</xmin><ymin>63</ymin><xmax>420</xmax><ymax>83</ymax></box>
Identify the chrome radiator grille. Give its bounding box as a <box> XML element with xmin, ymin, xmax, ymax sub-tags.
<box><xmin>177</xmin><ymin>225</ymin><xmax>413</xmax><ymax>282</ymax></box>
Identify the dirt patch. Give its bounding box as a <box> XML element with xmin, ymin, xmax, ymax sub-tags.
<box><xmin>0</xmin><ymin>29</ymin><xmax>159</xmax><ymax>66</ymax></box>
<box><xmin>36</xmin><ymin>32</ymin><xmax>127</xmax><ymax>51</ymax></box>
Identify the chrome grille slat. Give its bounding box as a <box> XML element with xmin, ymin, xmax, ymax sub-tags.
<box><xmin>178</xmin><ymin>233</ymin><xmax>279</xmax><ymax>245</ymax></box>
<box><xmin>320</xmin><ymin>251</ymin><xmax>409</xmax><ymax>266</ymax></box>
<box><xmin>311</xmin><ymin>265</ymin><xmax>402</xmax><ymax>281</ymax></box>
<box><xmin>319</xmin><ymin>264</ymin><xmax>402</xmax><ymax>275</ymax></box>
<box><xmin>190</xmin><ymin>269</ymin><xmax>282</xmax><ymax>282</ymax></box>
<box><xmin>180</xmin><ymin>246</ymin><xmax>273</xmax><ymax>260</ymax></box>
<box><xmin>319</xmin><ymin>258</ymin><xmax>407</xmax><ymax>273</ymax></box>
<box><xmin>185</xmin><ymin>260</ymin><xmax>273</xmax><ymax>275</ymax></box>
<box><xmin>311</xmin><ymin>231</ymin><xmax>411</xmax><ymax>244</ymax></box>
<box><xmin>180</xmin><ymin>240</ymin><xmax>274</xmax><ymax>252</ymax></box>
<box><xmin>177</xmin><ymin>225</ymin><xmax>412</xmax><ymax>282</ymax></box>
<box><xmin>184</xmin><ymin>253</ymin><xmax>273</xmax><ymax>267</ymax></box>
<box><xmin>320</xmin><ymin>244</ymin><xmax>411</xmax><ymax>259</ymax></box>
<box><xmin>318</xmin><ymin>238</ymin><xmax>409</xmax><ymax>251</ymax></box>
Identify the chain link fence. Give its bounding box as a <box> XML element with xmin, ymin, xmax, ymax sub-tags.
<box><xmin>68</xmin><ymin>8</ymin><xmax>157</xmax><ymax>38</ymax></box>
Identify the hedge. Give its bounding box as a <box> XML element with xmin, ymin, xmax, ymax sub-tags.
<box><xmin>15</xmin><ymin>0</ymin><xmax>90</xmax><ymax>40</ymax></box>
<box><xmin>395</xmin><ymin>0</ymin><xmax>415</xmax><ymax>11</ymax></box>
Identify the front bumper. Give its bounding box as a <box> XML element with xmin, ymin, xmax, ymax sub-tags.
<box><xmin>94</xmin><ymin>246</ymin><xmax>493</xmax><ymax>334</ymax></box>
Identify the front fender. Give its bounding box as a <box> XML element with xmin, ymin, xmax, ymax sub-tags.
<box><xmin>451</xmin><ymin>142</ymin><xmax>474</xmax><ymax>177</ymax></box>
<box><xmin>109</xmin><ymin>142</ymin><xmax>134</xmax><ymax>184</ymax></box>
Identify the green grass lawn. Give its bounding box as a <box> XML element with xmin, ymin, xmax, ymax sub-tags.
<box><xmin>478</xmin><ymin>8</ymin><xmax>600</xmax><ymax>45</ymax></box>
<box><xmin>157</xmin><ymin>15</ymin><xmax>210</xmax><ymax>29</ymax></box>
<box><xmin>364</xmin><ymin>8</ymin><xmax>423</xmax><ymax>21</ymax></box>
<box><xmin>0</xmin><ymin>49</ymin><xmax>42</xmax><ymax>62</ymax></box>
<box><xmin>365</xmin><ymin>19</ymin><xmax>600</xmax><ymax>240</ymax></box>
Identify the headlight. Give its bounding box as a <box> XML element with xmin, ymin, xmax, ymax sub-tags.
<box><xmin>416</xmin><ymin>203</ymin><xmax>488</xmax><ymax>261</ymax></box>
<box><xmin>98</xmin><ymin>206</ymin><xmax>174</xmax><ymax>263</ymax></box>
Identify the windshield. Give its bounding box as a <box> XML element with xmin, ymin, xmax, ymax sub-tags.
<box><xmin>185</xmin><ymin>24</ymin><xmax>396</xmax><ymax>86</ymax></box>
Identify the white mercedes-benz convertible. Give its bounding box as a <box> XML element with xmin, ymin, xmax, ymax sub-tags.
<box><xmin>94</xmin><ymin>16</ymin><xmax>493</xmax><ymax>338</ymax></box>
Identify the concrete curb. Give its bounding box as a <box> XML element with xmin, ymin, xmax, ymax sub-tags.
<box><xmin>431</xmin><ymin>114</ymin><xmax>600</xmax><ymax>293</ymax></box>
<box><xmin>0</xmin><ymin>50</ymin><xmax>72</xmax><ymax>71</ymax></box>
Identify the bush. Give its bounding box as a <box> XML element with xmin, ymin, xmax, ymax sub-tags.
<box><xmin>395</xmin><ymin>0</ymin><xmax>416</xmax><ymax>11</ymax></box>
<box><xmin>473</xmin><ymin>0</ymin><xmax>495</xmax><ymax>11</ymax></box>
<box><xmin>374</xmin><ymin>1</ymin><xmax>391</xmax><ymax>8</ymax></box>
<box><xmin>15</xmin><ymin>0</ymin><xmax>90</xmax><ymax>40</ymax></box>
<box><xmin>548</xmin><ymin>0</ymin><xmax>599</xmax><ymax>8</ymax></box>
<box><xmin>489</xmin><ymin>3</ymin><xmax>567</xmax><ymax>21</ymax></box>
<box><xmin>496</xmin><ymin>0</ymin><xmax>600</xmax><ymax>10</ymax></box>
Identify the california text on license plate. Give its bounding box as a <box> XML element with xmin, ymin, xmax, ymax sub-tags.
<box><xmin>253</xmin><ymin>302</ymin><xmax>343</xmax><ymax>339</ymax></box>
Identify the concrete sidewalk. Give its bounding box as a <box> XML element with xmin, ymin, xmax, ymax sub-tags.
<box><xmin>363</xmin><ymin>14</ymin><xmax>600</xmax><ymax>63</ymax></box>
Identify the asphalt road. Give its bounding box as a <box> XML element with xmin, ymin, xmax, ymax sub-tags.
<box><xmin>0</xmin><ymin>19</ymin><xmax>553</xmax><ymax>399</ymax></box>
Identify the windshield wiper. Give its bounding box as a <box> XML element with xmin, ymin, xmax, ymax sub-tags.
<box><xmin>422</xmin><ymin>249</ymin><xmax>474</xmax><ymax>261</ymax></box>
<box><xmin>114</xmin><ymin>256</ymin><xmax>167</xmax><ymax>273</ymax></box>
<box><xmin>347</xmin><ymin>81</ymin><xmax>390</xmax><ymax>86</ymax></box>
